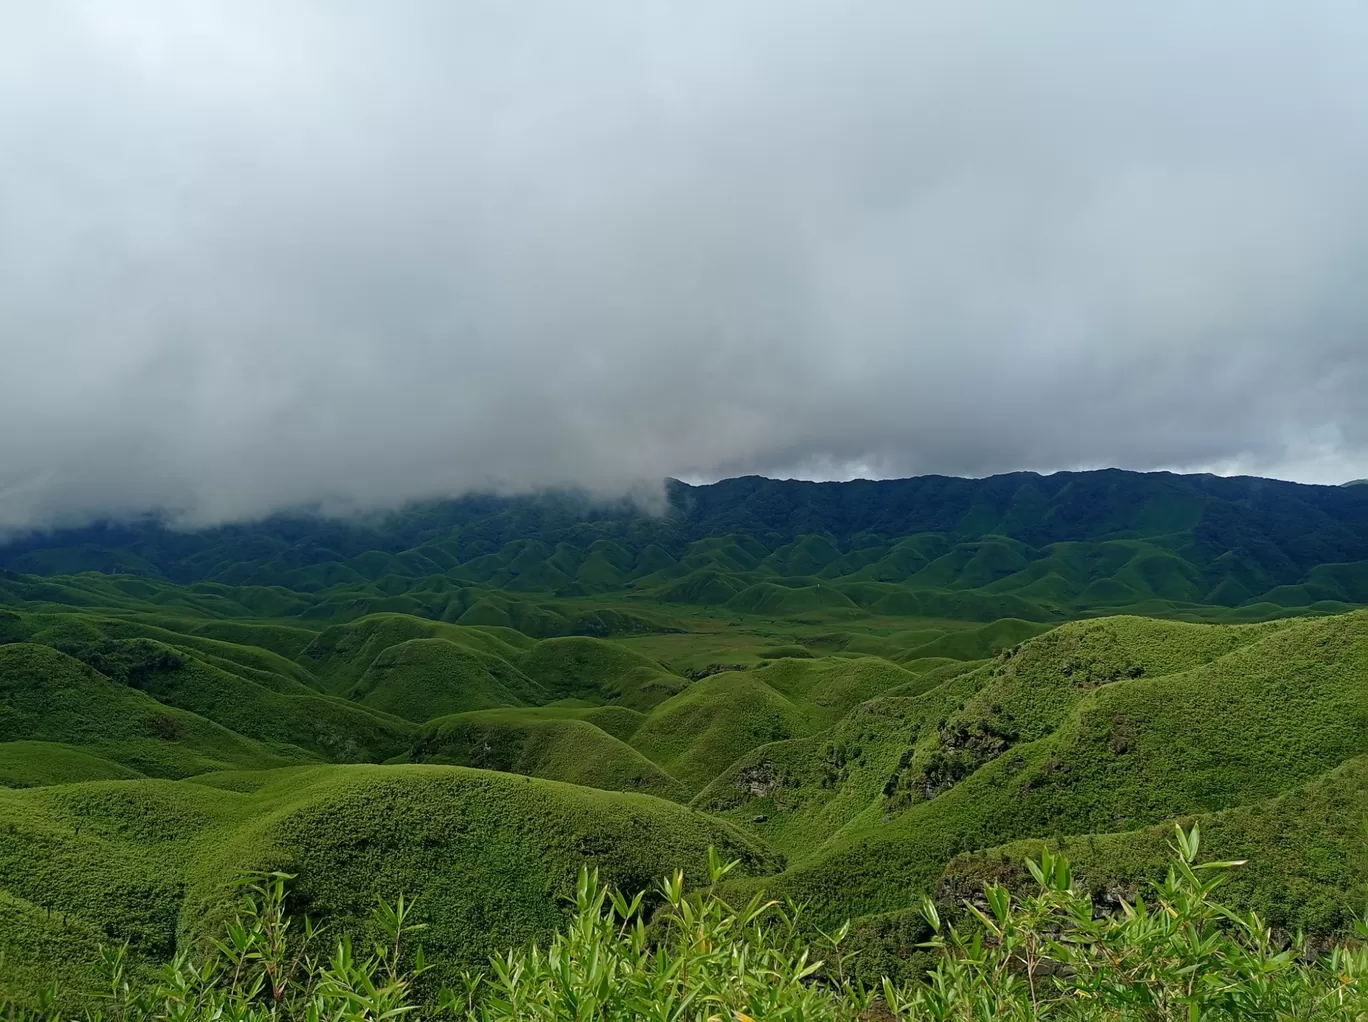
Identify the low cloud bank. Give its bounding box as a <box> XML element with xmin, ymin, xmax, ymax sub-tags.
<box><xmin>3</xmin><ymin>2</ymin><xmax>1367</xmax><ymax>529</ymax></box>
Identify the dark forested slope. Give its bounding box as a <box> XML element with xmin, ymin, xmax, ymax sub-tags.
<box><xmin>3</xmin><ymin>470</ymin><xmax>1366</xmax><ymax>620</ymax></box>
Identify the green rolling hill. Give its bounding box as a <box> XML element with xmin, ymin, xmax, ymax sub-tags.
<box><xmin>1</xmin><ymin>470</ymin><xmax>1366</xmax><ymax>1008</ymax></box>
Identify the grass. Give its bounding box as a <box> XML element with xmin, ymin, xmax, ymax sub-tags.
<box><xmin>739</xmin><ymin>611</ymin><xmax>1368</xmax><ymax>927</ymax></box>
<box><xmin>3</xmin><ymin>598</ymin><xmax>1365</xmax><ymax>982</ymax></box>
<box><xmin>0</xmin><ymin>644</ymin><xmax>309</xmax><ymax>778</ymax></box>
<box><xmin>7</xmin><ymin>830</ymin><xmax>1367</xmax><ymax>1020</ymax></box>
<box><xmin>945</xmin><ymin>754</ymin><xmax>1368</xmax><ymax>936</ymax></box>
<box><xmin>692</xmin><ymin>671</ymin><xmax>981</xmax><ymax>856</ymax></box>
<box><xmin>348</xmin><ymin>638</ymin><xmax>546</xmax><ymax>720</ymax></box>
<box><xmin>1</xmin><ymin>472</ymin><xmax>1367</xmax><ymax>1010</ymax></box>
<box><xmin>412</xmin><ymin>710</ymin><xmax>689</xmax><ymax>801</ymax></box>
<box><xmin>518</xmin><ymin>636</ymin><xmax>685</xmax><ymax>709</ymax></box>
<box><xmin>894</xmin><ymin>617</ymin><xmax>1052</xmax><ymax>661</ymax></box>
<box><xmin>0</xmin><ymin>741</ymin><xmax>144</xmax><ymax>787</ymax></box>
<box><xmin>628</xmin><ymin>672</ymin><xmax>814</xmax><ymax>792</ymax></box>
<box><xmin>0</xmin><ymin>765</ymin><xmax>776</xmax><ymax>1006</ymax></box>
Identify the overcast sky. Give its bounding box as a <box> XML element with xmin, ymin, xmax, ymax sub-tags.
<box><xmin>3</xmin><ymin>2</ymin><xmax>1367</xmax><ymax>529</ymax></box>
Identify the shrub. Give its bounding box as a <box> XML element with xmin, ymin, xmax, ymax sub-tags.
<box><xmin>5</xmin><ymin>827</ymin><xmax>1365</xmax><ymax>1021</ymax></box>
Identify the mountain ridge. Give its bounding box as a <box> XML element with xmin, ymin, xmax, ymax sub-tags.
<box><xmin>4</xmin><ymin>469</ymin><xmax>1366</xmax><ymax>621</ymax></box>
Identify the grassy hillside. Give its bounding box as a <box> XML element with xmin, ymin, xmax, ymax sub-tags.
<box><xmin>0</xmin><ymin>741</ymin><xmax>144</xmax><ymax>787</ymax></box>
<box><xmin>0</xmin><ymin>643</ymin><xmax>310</xmax><ymax>777</ymax></box>
<box><xmin>739</xmin><ymin>611</ymin><xmax>1368</xmax><ymax>925</ymax></box>
<box><xmin>519</xmin><ymin>636</ymin><xmax>686</xmax><ymax>708</ymax></box>
<box><xmin>942</xmin><ymin>753</ymin><xmax>1368</xmax><ymax>935</ymax></box>
<box><xmin>0</xmin><ymin>765</ymin><xmax>775</xmax><ymax>1006</ymax></box>
<box><xmin>2</xmin><ymin>475</ymin><xmax>1366</xmax><ymax>1009</ymax></box>
<box><xmin>348</xmin><ymin>637</ymin><xmax>546</xmax><ymax>719</ymax></box>
<box><xmin>630</xmin><ymin>672</ymin><xmax>815</xmax><ymax>792</ymax></box>
<box><xmin>693</xmin><ymin>668</ymin><xmax>982</xmax><ymax>855</ymax></box>
<box><xmin>412</xmin><ymin>709</ymin><xmax>689</xmax><ymax>801</ymax></box>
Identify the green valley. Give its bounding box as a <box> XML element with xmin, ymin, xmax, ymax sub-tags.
<box><xmin>1</xmin><ymin>470</ymin><xmax>1366</xmax><ymax>1010</ymax></box>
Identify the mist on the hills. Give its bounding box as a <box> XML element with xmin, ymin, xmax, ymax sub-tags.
<box><xmin>3</xmin><ymin>2</ymin><xmax>1368</xmax><ymax>529</ymax></box>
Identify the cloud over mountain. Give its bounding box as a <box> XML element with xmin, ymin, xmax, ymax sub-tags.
<box><xmin>3</xmin><ymin>1</ymin><xmax>1367</xmax><ymax>528</ymax></box>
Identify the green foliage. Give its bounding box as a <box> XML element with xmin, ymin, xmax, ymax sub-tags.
<box><xmin>880</xmin><ymin>826</ymin><xmax>1368</xmax><ymax>1020</ymax></box>
<box><xmin>7</xmin><ymin>470</ymin><xmax>1368</xmax><ymax>623</ymax></box>
<box><xmin>0</xmin><ymin>644</ymin><xmax>307</xmax><ymax>777</ymax></box>
<box><xmin>0</xmin><ymin>766</ymin><xmax>776</xmax><ymax>1005</ymax></box>
<box><xmin>412</xmin><ymin>711</ymin><xmax>688</xmax><ymax>801</ymax></box>
<box><xmin>348</xmin><ymin>639</ymin><xmax>545</xmax><ymax>721</ymax></box>
<box><xmin>6</xmin><ymin>832</ymin><xmax>1366</xmax><ymax>1020</ymax></box>
<box><xmin>2</xmin><ymin>474</ymin><xmax>1367</xmax><ymax>1013</ymax></box>
<box><xmin>945</xmin><ymin>754</ymin><xmax>1368</xmax><ymax>938</ymax></box>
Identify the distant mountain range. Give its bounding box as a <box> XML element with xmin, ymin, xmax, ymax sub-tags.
<box><xmin>2</xmin><ymin>469</ymin><xmax>1367</xmax><ymax>623</ymax></box>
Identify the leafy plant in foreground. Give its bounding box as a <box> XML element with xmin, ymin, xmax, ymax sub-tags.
<box><xmin>884</xmin><ymin>825</ymin><xmax>1368</xmax><ymax>1020</ymax></box>
<box><xmin>473</xmin><ymin>846</ymin><xmax>873</xmax><ymax>1021</ymax></box>
<box><xmin>5</xmin><ymin>827</ymin><xmax>1366</xmax><ymax>1021</ymax></box>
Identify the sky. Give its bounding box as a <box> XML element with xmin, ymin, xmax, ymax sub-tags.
<box><xmin>3</xmin><ymin>2</ymin><xmax>1368</xmax><ymax>530</ymax></box>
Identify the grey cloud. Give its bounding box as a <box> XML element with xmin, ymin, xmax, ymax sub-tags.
<box><xmin>3</xmin><ymin>1</ymin><xmax>1368</xmax><ymax>529</ymax></box>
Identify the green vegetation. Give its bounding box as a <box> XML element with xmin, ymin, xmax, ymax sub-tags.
<box><xmin>0</xmin><ymin>643</ymin><xmax>309</xmax><ymax>777</ymax></box>
<box><xmin>5</xmin><ymin>470</ymin><xmax>1368</xmax><ymax>624</ymax></box>
<box><xmin>412</xmin><ymin>710</ymin><xmax>689</xmax><ymax>801</ymax></box>
<box><xmin>349</xmin><ymin>639</ymin><xmax>546</xmax><ymax>720</ymax></box>
<box><xmin>0</xmin><ymin>742</ymin><xmax>143</xmax><ymax>787</ymax></box>
<box><xmin>0</xmin><ymin>765</ymin><xmax>774</xmax><ymax>1006</ymax></box>
<box><xmin>7</xmin><ymin>832</ymin><xmax>1366</xmax><ymax>1020</ymax></box>
<box><xmin>1</xmin><ymin>470</ymin><xmax>1366</xmax><ymax>1011</ymax></box>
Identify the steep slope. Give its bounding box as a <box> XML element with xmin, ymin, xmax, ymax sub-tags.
<box><xmin>747</xmin><ymin>611</ymin><xmax>1368</xmax><ymax>923</ymax></box>
<box><xmin>0</xmin><ymin>644</ymin><xmax>310</xmax><ymax>777</ymax></box>
<box><xmin>693</xmin><ymin>667</ymin><xmax>982</xmax><ymax>854</ymax></box>
<box><xmin>943</xmin><ymin>753</ymin><xmax>1368</xmax><ymax>935</ymax></box>
<box><xmin>630</xmin><ymin>673</ymin><xmax>814</xmax><ymax>791</ymax></box>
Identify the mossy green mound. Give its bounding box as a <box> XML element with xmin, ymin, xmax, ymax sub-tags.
<box><xmin>630</xmin><ymin>673</ymin><xmax>815</xmax><ymax>792</ymax></box>
<box><xmin>348</xmin><ymin>637</ymin><xmax>545</xmax><ymax>720</ymax></box>
<box><xmin>0</xmin><ymin>741</ymin><xmax>144</xmax><ymax>787</ymax></box>
<box><xmin>520</xmin><ymin>636</ymin><xmax>685</xmax><ymax>709</ymax></box>
<box><xmin>0</xmin><ymin>644</ymin><xmax>309</xmax><ymax>778</ymax></box>
<box><xmin>413</xmin><ymin>710</ymin><xmax>689</xmax><ymax>801</ymax></box>
<box><xmin>0</xmin><ymin>764</ymin><xmax>777</xmax><ymax>1001</ymax></box>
